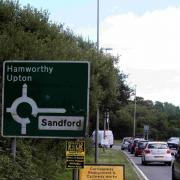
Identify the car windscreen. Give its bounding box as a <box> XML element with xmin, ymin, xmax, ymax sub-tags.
<box><xmin>123</xmin><ymin>139</ymin><xmax>129</xmax><ymax>143</ymax></box>
<box><xmin>168</xmin><ymin>138</ymin><xmax>179</xmax><ymax>141</ymax></box>
<box><xmin>148</xmin><ymin>143</ymin><xmax>168</xmax><ymax>149</ymax></box>
<box><xmin>138</xmin><ymin>142</ymin><xmax>147</xmax><ymax>148</ymax></box>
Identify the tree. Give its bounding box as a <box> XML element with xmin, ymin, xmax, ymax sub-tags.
<box><xmin>0</xmin><ymin>1</ymin><xmax>132</xmax><ymax>178</ymax></box>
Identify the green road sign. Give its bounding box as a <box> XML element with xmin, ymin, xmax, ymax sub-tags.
<box><xmin>2</xmin><ymin>61</ymin><xmax>90</xmax><ymax>138</ymax></box>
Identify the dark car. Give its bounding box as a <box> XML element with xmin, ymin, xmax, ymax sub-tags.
<box><xmin>172</xmin><ymin>143</ymin><xmax>180</xmax><ymax>179</ymax></box>
<box><xmin>134</xmin><ymin>140</ymin><xmax>148</xmax><ymax>157</ymax></box>
<box><xmin>167</xmin><ymin>137</ymin><xmax>180</xmax><ymax>149</ymax></box>
<box><xmin>128</xmin><ymin>138</ymin><xmax>134</xmax><ymax>152</ymax></box>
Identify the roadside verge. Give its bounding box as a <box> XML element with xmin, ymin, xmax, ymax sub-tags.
<box><xmin>121</xmin><ymin>150</ymin><xmax>149</xmax><ymax>180</ymax></box>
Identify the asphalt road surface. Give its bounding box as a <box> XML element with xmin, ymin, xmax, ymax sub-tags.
<box><xmin>126</xmin><ymin>151</ymin><xmax>172</xmax><ymax>180</ymax></box>
<box><xmin>113</xmin><ymin>145</ymin><xmax>175</xmax><ymax>180</ymax></box>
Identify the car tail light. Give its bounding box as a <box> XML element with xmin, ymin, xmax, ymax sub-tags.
<box><xmin>166</xmin><ymin>150</ymin><xmax>171</xmax><ymax>154</ymax></box>
<box><xmin>144</xmin><ymin>149</ymin><xmax>150</xmax><ymax>154</ymax></box>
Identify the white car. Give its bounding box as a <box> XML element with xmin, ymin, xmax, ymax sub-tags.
<box><xmin>141</xmin><ymin>141</ymin><xmax>172</xmax><ymax>166</ymax></box>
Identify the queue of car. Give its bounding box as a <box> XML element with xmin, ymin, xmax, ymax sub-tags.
<box><xmin>121</xmin><ymin>136</ymin><xmax>180</xmax><ymax>179</ymax></box>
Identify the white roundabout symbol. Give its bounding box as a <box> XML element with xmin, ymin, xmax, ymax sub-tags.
<box><xmin>6</xmin><ymin>84</ymin><xmax>66</xmax><ymax>134</ymax></box>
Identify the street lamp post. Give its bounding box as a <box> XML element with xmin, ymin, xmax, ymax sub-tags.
<box><xmin>133</xmin><ymin>86</ymin><xmax>137</xmax><ymax>137</ymax></box>
<box><xmin>97</xmin><ymin>0</ymin><xmax>99</xmax><ymax>50</ymax></box>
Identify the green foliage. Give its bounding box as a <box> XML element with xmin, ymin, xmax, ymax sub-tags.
<box><xmin>0</xmin><ymin>1</ymin><xmax>131</xmax><ymax>178</ymax></box>
<box><xmin>115</xmin><ymin>97</ymin><xmax>180</xmax><ymax>140</ymax></box>
<box><xmin>1</xmin><ymin>1</ymin><xmax>180</xmax><ymax>179</ymax></box>
<box><xmin>0</xmin><ymin>140</ymin><xmax>39</xmax><ymax>179</ymax></box>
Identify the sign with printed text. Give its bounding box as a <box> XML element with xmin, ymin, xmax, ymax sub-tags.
<box><xmin>79</xmin><ymin>164</ymin><xmax>125</xmax><ymax>180</ymax></box>
<box><xmin>66</xmin><ymin>141</ymin><xmax>85</xmax><ymax>168</ymax></box>
<box><xmin>144</xmin><ymin>125</ymin><xmax>149</xmax><ymax>133</ymax></box>
<box><xmin>2</xmin><ymin>61</ymin><xmax>90</xmax><ymax>138</ymax></box>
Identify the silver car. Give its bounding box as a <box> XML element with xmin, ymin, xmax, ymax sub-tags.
<box><xmin>121</xmin><ymin>137</ymin><xmax>131</xmax><ymax>150</ymax></box>
<box><xmin>141</xmin><ymin>141</ymin><xmax>172</xmax><ymax>166</ymax></box>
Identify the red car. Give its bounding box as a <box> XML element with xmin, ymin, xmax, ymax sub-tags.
<box><xmin>129</xmin><ymin>138</ymin><xmax>145</xmax><ymax>154</ymax></box>
<box><xmin>135</xmin><ymin>140</ymin><xmax>148</xmax><ymax>156</ymax></box>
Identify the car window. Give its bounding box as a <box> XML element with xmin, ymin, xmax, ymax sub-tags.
<box><xmin>148</xmin><ymin>144</ymin><xmax>155</xmax><ymax>149</ymax></box>
<box><xmin>148</xmin><ymin>143</ymin><xmax>168</xmax><ymax>149</ymax></box>
<box><xmin>168</xmin><ymin>137</ymin><xmax>179</xmax><ymax>142</ymax></box>
<box><xmin>139</xmin><ymin>143</ymin><xmax>144</xmax><ymax>148</ymax></box>
<box><xmin>139</xmin><ymin>142</ymin><xmax>147</xmax><ymax>148</ymax></box>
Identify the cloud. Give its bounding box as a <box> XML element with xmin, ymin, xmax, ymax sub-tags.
<box><xmin>75</xmin><ymin>25</ymin><xmax>96</xmax><ymax>42</ymax></box>
<box><xmin>101</xmin><ymin>6</ymin><xmax>180</xmax><ymax>70</ymax></box>
<box><xmin>100</xmin><ymin>6</ymin><xmax>180</xmax><ymax>106</ymax></box>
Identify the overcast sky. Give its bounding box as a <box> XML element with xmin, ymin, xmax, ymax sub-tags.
<box><xmin>19</xmin><ymin>0</ymin><xmax>180</xmax><ymax>106</ymax></box>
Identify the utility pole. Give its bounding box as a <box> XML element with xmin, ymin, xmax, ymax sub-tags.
<box><xmin>133</xmin><ymin>86</ymin><xmax>137</xmax><ymax>137</ymax></box>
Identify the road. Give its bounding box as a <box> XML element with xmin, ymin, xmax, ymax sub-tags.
<box><xmin>124</xmin><ymin>151</ymin><xmax>172</xmax><ymax>180</ymax></box>
<box><xmin>113</xmin><ymin>145</ymin><xmax>175</xmax><ymax>180</ymax></box>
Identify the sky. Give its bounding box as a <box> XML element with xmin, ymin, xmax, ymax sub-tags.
<box><xmin>19</xmin><ymin>0</ymin><xmax>180</xmax><ymax>106</ymax></box>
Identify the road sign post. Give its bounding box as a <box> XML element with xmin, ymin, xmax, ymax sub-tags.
<box><xmin>2</xmin><ymin>61</ymin><xmax>90</xmax><ymax>138</ymax></box>
<box><xmin>144</xmin><ymin>124</ymin><xmax>149</xmax><ymax>140</ymax></box>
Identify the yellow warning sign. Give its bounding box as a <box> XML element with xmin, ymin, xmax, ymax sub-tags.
<box><xmin>79</xmin><ymin>164</ymin><xmax>125</xmax><ymax>180</ymax></box>
<box><xmin>66</xmin><ymin>141</ymin><xmax>85</xmax><ymax>169</ymax></box>
<box><xmin>66</xmin><ymin>141</ymin><xmax>85</xmax><ymax>156</ymax></box>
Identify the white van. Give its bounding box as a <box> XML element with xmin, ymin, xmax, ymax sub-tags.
<box><xmin>92</xmin><ymin>130</ymin><xmax>114</xmax><ymax>148</ymax></box>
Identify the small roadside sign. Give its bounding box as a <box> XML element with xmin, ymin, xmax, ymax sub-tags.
<box><xmin>2</xmin><ymin>61</ymin><xmax>90</xmax><ymax>138</ymax></box>
<box><xmin>144</xmin><ymin>125</ymin><xmax>149</xmax><ymax>133</ymax></box>
<box><xmin>79</xmin><ymin>164</ymin><xmax>125</xmax><ymax>180</ymax></box>
<box><xmin>66</xmin><ymin>141</ymin><xmax>85</xmax><ymax>168</ymax></box>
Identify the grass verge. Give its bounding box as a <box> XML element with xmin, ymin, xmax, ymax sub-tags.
<box><xmin>86</xmin><ymin>148</ymin><xmax>140</xmax><ymax>180</ymax></box>
<box><xmin>58</xmin><ymin>144</ymin><xmax>140</xmax><ymax>180</ymax></box>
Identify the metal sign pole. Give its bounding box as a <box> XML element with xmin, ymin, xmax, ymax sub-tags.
<box><xmin>72</xmin><ymin>169</ymin><xmax>78</xmax><ymax>180</ymax></box>
<box><xmin>11</xmin><ymin>138</ymin><xmax>16</xmax><ymax>161</ymax></box>
<box><xmin>95</xmin><ymin>105</ymin><xmax>99</xmax><ymax>163</ymax></box>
